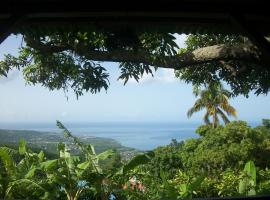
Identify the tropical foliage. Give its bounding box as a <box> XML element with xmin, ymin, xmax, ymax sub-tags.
<box><xmin>0</xmin><ymin>121</ymin><xmax>154</xmax><ymax>200</ymax></box>
<box><xmin>1</xmin><ymin>120</ymin><xmax>270</xmax><ymax>199</ymax></box>
<box><xmin>137</xmin><ymin>120</ymin><xmax>270</xmax><ymax>199</ymax></box>
<box><xmin>187</xmin><ymin>83</ymin><xmax>237</xmax><ymax>127</ymax></box>
<box><xmin>1</xmin><ymin>30</ymin><xmax>270</xmax><ymax>199</ymax></box>
<box><xmin>175</xmin><ymin>34</ymin><xmax>270</xmax><ymax>97</ymax></box>
<box><xmin>0</xmin><ymin>31</ymin><xmax>269</xmax><ymax>97</ymax></box>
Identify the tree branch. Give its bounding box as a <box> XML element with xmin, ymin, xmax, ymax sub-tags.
<box><xmin>24</xmin><ymin>36</ymin><xmax>70</xmax><ymax>52</ymax></box>
<box><xmin>24</xmin><ymin>36</ymin><xmax>262</xmax><ymax>70</ymax></box>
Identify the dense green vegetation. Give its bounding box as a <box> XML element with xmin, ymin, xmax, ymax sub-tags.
<box><xmin>1</xmin><ymin>120</ymin><xmax>270</xmax><ymax>199</ymax></box>
<box><xmin>122</xmin><ymin>119</ymin><xmax>270</xmax><ymax>199</ymax></box>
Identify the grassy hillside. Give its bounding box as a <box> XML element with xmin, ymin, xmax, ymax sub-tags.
<box><xmin>0</xmin><ymin>129</ymin><xmax>136</xmax><ymax>156</ymax></box>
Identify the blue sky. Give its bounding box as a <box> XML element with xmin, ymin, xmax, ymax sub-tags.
<box><xmin>0</xmin><ymin>34</ymin><xmax>270</xmax><ymax>124</ymax></box>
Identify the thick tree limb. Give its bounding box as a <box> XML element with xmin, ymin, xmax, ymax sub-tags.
<box><xmin>25</xmin><ymin>36</ymin><xmax>262</xmax><ymax>69</ymax></box>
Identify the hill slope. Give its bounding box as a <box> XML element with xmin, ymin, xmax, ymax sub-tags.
<box><xmin>0</xmin><ymin>129</ymin><xmax>136</xmax><ymax>156</ymax></box>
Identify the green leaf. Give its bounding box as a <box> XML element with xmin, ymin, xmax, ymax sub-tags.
<box><xmin>97</xmin><ymin>149</ymin><xmax>115</xmax><ymax>160</ymax></box>
<box><xmin>25</xmin><ymin>167</ymin><xmax>37</xmax><ymax>179</ymax></box>
<box><xmin>239</xmin><ymin>160</ymin><xmax>256</xmax><ymax>196</ymax></box>
<box><xmin>7</xmin><ymin>179</ymin><xmax>46</xmax><ymax>197</ymax></box>
<box><xmin>90</xmin><ymin>144</ymin><xmax>96</xmax><ymax>155</ymax></box>
<box><xmin>160</xmin><ymin>169</ymin><xmax>178</xmax><ymax>199</ymax></box>
<box><xmin>40</xmin><ymin>159</ymin><xmax>58</xmax><ymax>171</ymax></box>
<box><xmin>0</xmin><ymin>147</ymin><xmax>15</xmax><ymax>171</ymax></box>
<box><xmin>19</xmin><ymin>139</ymin><xmax>26</xmax><ymax>155</ymax></box>
<box><xmin>179</xmin><ymin>184</ymin><xmax>188</xmax><ymax>196</ymax></box>
<box><xmin>77</xmin><ymin>161</ymin><xmax>90</xmax><ymax>170</ymax></box>
<box><xmin>239</xmin><ymin>179</ymin><xmax>248</xmax><ymax>195</ymax></box>
<box><xmin>188</xmin><ymin>175</ymin><xmax>205</xmax><ymax>191</ymax></box>
<box><xmin>38</xmin><ymin>151</ymin><xmax>45</xmax><ymax>161</ymax></box>
<box><xmin>123</xmin><ymin>151</ymin><xmax>154</xmax><ymax>174</ymax></box>
<box><xmin>244</xmin><ymin>160</ymin><xmax>256</xmax><ymax>186</ymax></box>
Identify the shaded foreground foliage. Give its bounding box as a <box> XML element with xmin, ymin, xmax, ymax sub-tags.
<box><xmin>1</xmin><ymin>120</ymin><xmax>270</xmax><ymax>199</ymax></box>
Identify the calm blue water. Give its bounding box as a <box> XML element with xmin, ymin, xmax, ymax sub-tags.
<box><xmin>0</xmin><ymin>121</ymin><xmax>262</xmax><ymax>150</ymax></box>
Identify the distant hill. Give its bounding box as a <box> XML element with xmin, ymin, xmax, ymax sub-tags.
<box><xmin>0</xmin><ymin>129</ymin><xmax>136</xmax><ymax>156</ymax></box>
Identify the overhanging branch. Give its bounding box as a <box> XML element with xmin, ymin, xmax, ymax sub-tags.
<box><xmin>24</xmin><ymin>36</ymin><xmax>262</xmax><ymax>69</ymax></box>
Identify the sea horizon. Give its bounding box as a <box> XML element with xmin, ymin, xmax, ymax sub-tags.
<box><xmin>0</xmin><ymin>120</ymin><xmax>263</xmax><ymax>150</ymax></box>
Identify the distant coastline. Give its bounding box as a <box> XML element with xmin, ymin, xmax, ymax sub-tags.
<box><xmin>0</xmin><ymin>129</ymin><xmax>137</xmax><ymax>158</ymax></box>
<box><xmin>0</xmin><ymin>121</ymin><xmax>261</xmax><ymax>150</ymax></box>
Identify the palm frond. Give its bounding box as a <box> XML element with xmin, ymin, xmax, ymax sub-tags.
<box><xmin>187</xmin><ymin>99</ymin><xmax>205</xmax><ymax>118</ymax></box>
<box><xmin>217</xmin><ymin>108</ymin><xmax>230</xmax><ymax>124</ymax></box>
<box><xmin>220</xmin><ymin>104</ymin><xmax>237</xmax><ymax>117</ymax></box>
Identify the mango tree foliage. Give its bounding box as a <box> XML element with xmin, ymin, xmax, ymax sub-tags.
<box><xmin>0</xmin><ymin>29</ymin><xmax>269</xmax><ymax>97</ymax></box>
<box><xmin>175</xmin><ymin>34</ymin><xmax>270</xmax><ymax>97</ymax></box>
<box><xmin>146</xmin><ymin>120</ymin><xmax>270</xmax><ymax>180</ymax></box>
<box><xmin>0</xmin><ymin>31</ymin><xmax>178</xmax><ymax>98</ymax></box>
<box><xmin>147</xmin><ymin>140</ymin><xmax>184</xmax><ymax>179</ymax></box>
<box><xmin>139</xmin><ymin>120</ymin><xmax>270</xmax><ymax>199</ymax></box>
<box><xmin>181</xmin><ymin>121</ymin><xmax>270</xmax><ymax>174</ymax></box>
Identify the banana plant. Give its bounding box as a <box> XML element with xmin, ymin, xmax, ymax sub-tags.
<box><xmin>0</xmin><ymin>146</ymin><xmax>17</xmax><ymax>198</ymax></box>
<box><xmin>239</xmin><ymin>160</ymin><xmax>257</xmax><ymax>196</ymax></box>
<box><xmin>0</xmin><ymin>139</ymin><xmax>54</xmax><ymax>199</ymax></box>
<box><xmin>1</xmin><ymin>121</ymin><xmax>156</xmax><ymax>200</ymax></box>
<box><xmin>57</xmin><ymin>120</ymin><xmax>115</xmax><ymax>174</ymax></box>
<box><xmin>39</xmin><ymin>142</ymin><xmax>88</xmax><ymax>200</ymax></box>
<box><xmin>54</xmin><ymin>121</ymin><xmax>117</xmax><ymax>200</ymax></box>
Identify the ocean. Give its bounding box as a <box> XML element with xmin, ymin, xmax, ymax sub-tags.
<box><xmin>0</xmin><ymin>121</ymin><xmax>261</xmax><ymax>150</ymax></box>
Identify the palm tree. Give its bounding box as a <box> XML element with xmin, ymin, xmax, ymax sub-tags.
<box><xmin>187</xmin><ymin>83</ymin><xmax>237</xmax><ymax>128</ymax></box>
